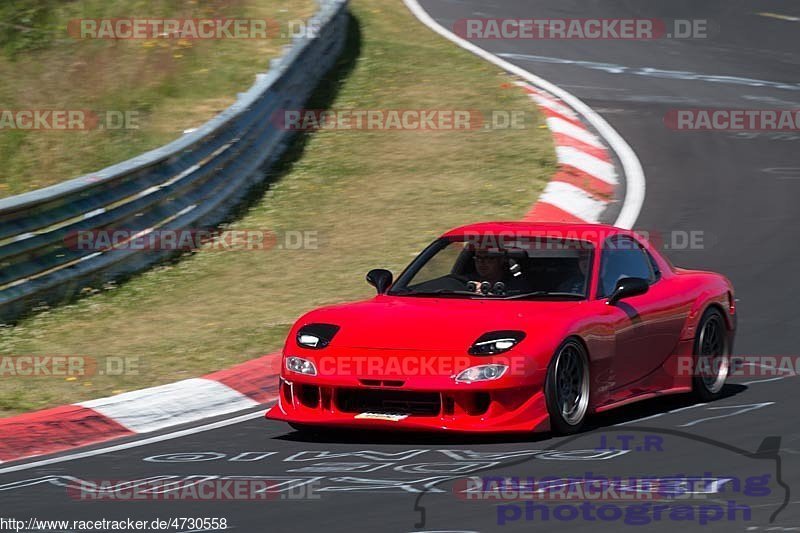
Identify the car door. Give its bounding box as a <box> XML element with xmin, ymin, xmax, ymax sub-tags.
<box><xmin>598</xmin><ymin>235</ymin><xmax>684</xmax><ymax>390</ymax></box>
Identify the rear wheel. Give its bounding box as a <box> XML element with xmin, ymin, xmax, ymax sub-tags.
<box><xmin>692</xmin><ymin>307</ymin><xmax>730</xmax><ymax>401</ymax></box>
<box><xmin>545</xmin><ymin>338</ymin><xmax>590</xmax><ymax>435</ymax></box>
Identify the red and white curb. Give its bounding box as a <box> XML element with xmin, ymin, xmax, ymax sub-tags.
<box><xmin>0</xmin><ymin>353</ymin><xmax>281</xmax><ymax>463</ymax></box>
<box><xmin>403</xmin><ymin>0</ymin><xmax>645</xmax><ymax>230</ymax></box>
<box><xmin>517</xmin><ymin>82</ymin><xmax>619</xmax><ymax>224</ymax></box>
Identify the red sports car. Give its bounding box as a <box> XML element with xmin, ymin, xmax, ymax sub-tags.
<box><xmin>266</xmin><ymin>222</ymin><xmax>735</xmax><ymax>434</ymax></box>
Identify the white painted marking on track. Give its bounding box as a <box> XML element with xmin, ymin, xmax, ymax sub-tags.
<box><xmin>498</xmin><ymin>52</ymin><xmax>800</xmax><ymax>92</ymax></box>
<box><xmin>556</xmin><ymin>146</ymin><xmax>618</xmax><ymax>184</ymax></box>
<box><xmin>614</xmin><ymin>402</ymin><xmax>707</xmax><ymax>426</ymax></box>
<box><xmin>402</xmin><ymin>0</ymin><xmax>646</xmax><ymax>229</ymax></box>
<box><xmin>736</xmin><ymin>361</ymin><xmax>796</xmax><ymax>385</ymax></box>
<box><xmin>538</xmin><ymin>181</ymin><xmax>607</xmax><ymax>222</ymax></box>
<box><xmin>742</xmin><ymin>375</ymin><xmax>792</xmax><ymax>385</ymax></box>
<box><xmin>79</xmin><ymin>378</ymin><xmax>259</xmax><ymax>433</ymax></box>
<box><xmin>757</xmin><ymin>12</ymin><xmax>800</xmax><ymax>22</ymax></box>
<box><xmin>0</xmin><ymin>408</ymin><xmax>269</xmax><ymax>475</ymax></box>
<box><xmin>677</xmin><ymin>402</ymin><xmax>774</xmax><ymax>428</ymax></box>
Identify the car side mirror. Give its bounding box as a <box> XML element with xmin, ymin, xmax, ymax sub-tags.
<box><xmin>366</xmin><ymin>269</ymin><xmax>393</xmax><ymax>294</ymax></box>
<box><xmin>607</xmin><ymin>277</ymin><xmax>649</xmax><ymax>305</ymax></box>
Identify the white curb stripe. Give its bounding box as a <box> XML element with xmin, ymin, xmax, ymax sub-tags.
<box><xmin>402</xmin><ymin>0</ymin><xmax>645</xmax><ymax>229</ymax></box>
<box><xmin>539</xmin><ymin>181</ymin><xmax>607</xmax><ymax>222</ymax></box>
<box><xmin>79</xmin><ymin>378</ymin><xmax>259</xmax><ymax>433</ymax></box>
<box><xmin>556</xmin><ymin>146</ymin><xmax>618</xmax><ymax>185</ymax></box>
<box><xmin>546</xmin><ymin>117</ymin><xmax>604</xmax><ymax>148</ymax></box>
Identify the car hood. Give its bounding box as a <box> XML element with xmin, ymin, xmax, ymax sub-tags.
<box><xmin>293</xmin><ymin>295</ymin><xmax>585</xmax><ymax>351</ymax></box>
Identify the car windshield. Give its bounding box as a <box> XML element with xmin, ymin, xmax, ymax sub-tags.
<box><xmin>390</xmin><ymin>236</ymin><xmax>593</xmax><ymax>299</ymax></box>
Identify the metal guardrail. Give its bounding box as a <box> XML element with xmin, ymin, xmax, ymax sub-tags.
<box><xmin>0</xmin><ymin>0</ymin><xmax>349</xmax><ymax>323</ymax></box>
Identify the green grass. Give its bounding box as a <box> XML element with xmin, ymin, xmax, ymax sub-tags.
<box><xmin>0</xmin><ymin>0</ymin><xmax>315</xmax><ymax>197</ymax></box>
<box><xmin>0</xmin><ymin>0</ymin><xmax>557</xmax><ymax>417</ymax></box>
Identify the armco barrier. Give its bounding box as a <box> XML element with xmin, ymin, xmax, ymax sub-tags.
<box><xmin>0</xmin><ymin>0</ymin><xmax>349</xmax><ymax>323</ymax></box>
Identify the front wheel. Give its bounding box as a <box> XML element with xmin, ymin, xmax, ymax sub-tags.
<box><xmin>692</xmin><ymin>307</ymin><xmax>730</xmax><ymax>401</ymax></box>
<box><xmin>545</xmin><ymin>338</ymin><xmax>591</xmax><ymax>435</ymax></box>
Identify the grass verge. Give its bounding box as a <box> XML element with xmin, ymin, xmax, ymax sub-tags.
<box><xmin>0</xmin><ymin>0</ymin><xmax>315</xmax><ymax>197</ymax></box>
<box><xmin>0</xmin><ymin>0</ymin><xmax>557</xmax><ymax>417</ymax></box>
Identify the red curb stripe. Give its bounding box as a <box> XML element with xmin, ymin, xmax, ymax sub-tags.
<box><xmin>522</xmin><ymin>81</ymin><xmax>616</xmax><ymax>223</ymax></box>
<box><xmin>540</xmin><ymin>106</ymin><xmax>585</xmax><ymax>129</ymax></box>
<box><xmin>522</xmin><ymin>87</ymin><xmax>577</xmax><ymax>117</ymax></box>
<box><xmin>551</xmin><ymin>166</ymin><xmax>615</xmax><ymax>200</ymax></box>
<box><xmin>0</xmin><ymin>405</ymin><xmax>133</xmax><ymax>462</ymax></box>
<box><xmin>0</xmin><ymin>355</ymin><xmax>283</xmax><ymax>464</ymax></box>
<box><xmin>553</xmin><ymin>133</ymin><xmax>611</xmax><ymax>162</ymax></box>
<box><xmin>205</xmin><ymin>353</ymin><xmax>281</xmax><ymax>403</ymax></box>
<box><xmin>524</xmin><ymin>202</ymin><xmax>588</xmax><ymax>224</ymax></box>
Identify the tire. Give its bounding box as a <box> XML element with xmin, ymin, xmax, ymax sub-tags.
<box><xmin>545</xmin><ymin>338</ymin><xmax>591</xmax><ymax>435</ymax></box>
<box><xmin>692</xmin><ymin>307</ymin><xmax>730</xmax><ymax>401</ymax></box>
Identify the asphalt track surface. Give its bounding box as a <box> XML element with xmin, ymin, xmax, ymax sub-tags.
<box><xmin>3</xmin><ymin>1</ymin><xmax>800</xmax><ymax>531</ymax></box>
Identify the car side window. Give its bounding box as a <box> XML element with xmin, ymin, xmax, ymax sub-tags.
<box><xmin>598</xmin><ymin>236</ymin><xmax>654</xmax><ymax>298</ymax></box>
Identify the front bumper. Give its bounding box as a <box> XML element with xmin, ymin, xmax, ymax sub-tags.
<box><xmin>265</xmin><ymin>376</ymin><xmax>550</xmax><ymax>433</ymax></box>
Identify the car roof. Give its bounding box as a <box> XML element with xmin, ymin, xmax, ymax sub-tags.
<box><xmin>442</xmin><ymin>221</ymin><xmax>629</xmax><ymax>245</ymax></box>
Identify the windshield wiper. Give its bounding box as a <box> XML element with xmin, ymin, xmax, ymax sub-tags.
<box><xmin>504</xmin><ymin>291</ymin><xmax>585</xmax><ymax>300</ymax></box>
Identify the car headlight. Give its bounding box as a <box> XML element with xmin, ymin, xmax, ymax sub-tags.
<box><xmin>455</xmin><ymin>364</ymin><xmax>508</xmax><ymax>383</ymax></box>
<box><xmin>286</xmin><ymin>356</ymin><xmax>317</xmax><ymax>376</ymax></box>
<box><xmin>296</xmin><ymin>323</ymin><xmax>340</xmax><ymax>349</ymax></box>
<box><xmin>468</xmin><ymin>330</ymin><xmax>526</xmax><ymax>355</ymax></box>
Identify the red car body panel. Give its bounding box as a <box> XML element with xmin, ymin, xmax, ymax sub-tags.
<box><xmin>265</xmin><ymin>222</ymin><xmax>736</xmax><ymax>433</ymax></box>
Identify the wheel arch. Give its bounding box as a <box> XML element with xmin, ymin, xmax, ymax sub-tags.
<box><xmin>705</xmin><ymin>302</ymin><xmax>731</xmax><ymax>329</ymax></box>
<box><xmin>682</xmin><ymin>291</ymin><xmax>735</xmax><ymax>341</ymax></box>
<box><xmin>564</xmin><ymin>334</ymin><xmax>591</xmax><ymax>360</ymax></box>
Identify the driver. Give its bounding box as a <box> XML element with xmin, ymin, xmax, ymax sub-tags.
<box><xmin>473</xmin><ymin>249</ymin><xmax>506</xmax><ymax>284</ymax></box>
<box><xmin>470</xmin><ymin>248</ymin><xmax>527</xmax><ymax>294</ymax></box>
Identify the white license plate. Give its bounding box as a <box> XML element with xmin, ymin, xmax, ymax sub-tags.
<box><xmin>354</xmin><ymin>412</ymin><xmax>409</xmax><ymax>422</ymax></box>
